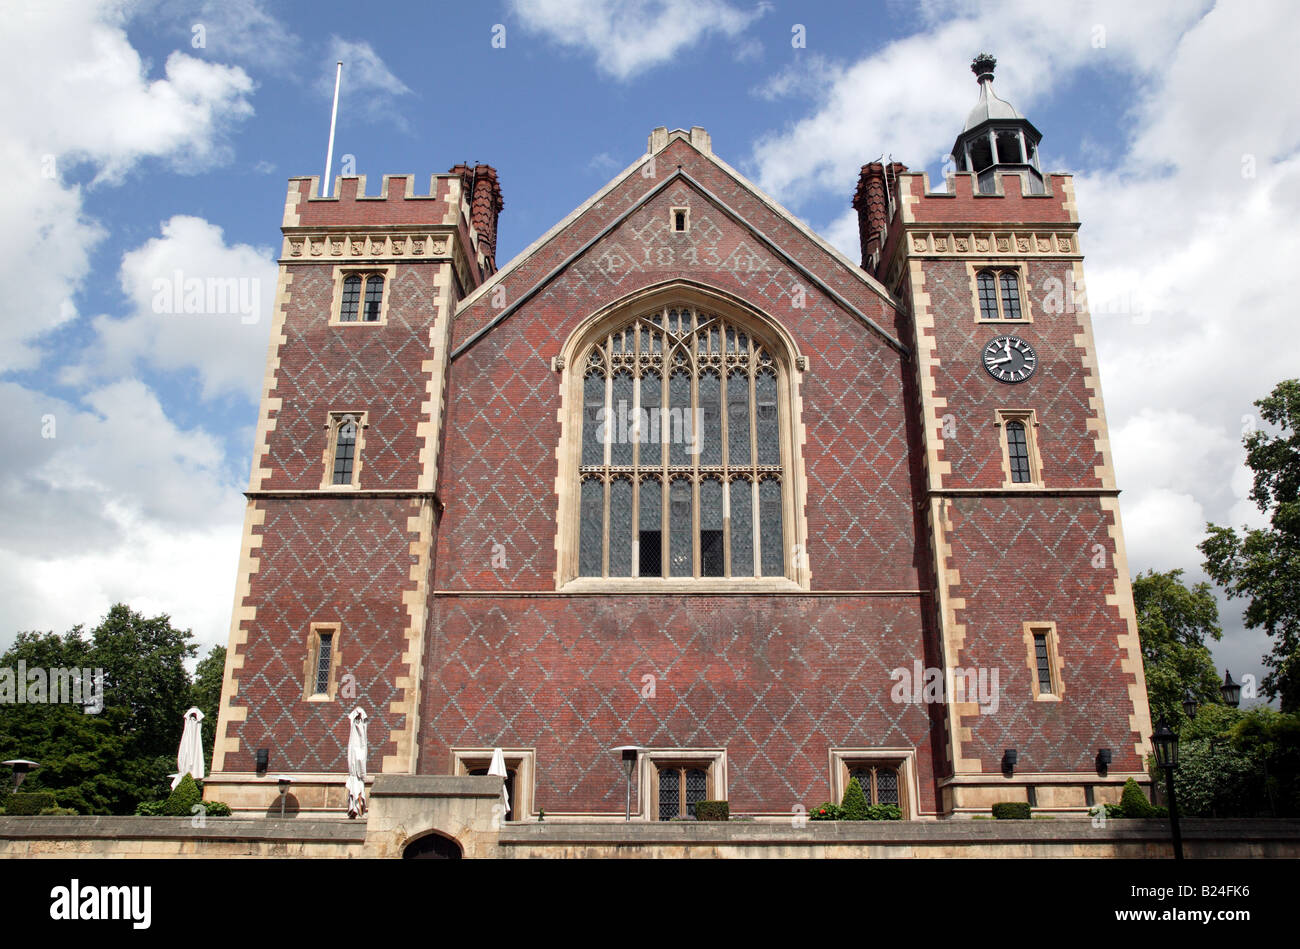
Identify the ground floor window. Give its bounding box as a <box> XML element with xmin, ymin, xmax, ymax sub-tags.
<box><xmin>657</xmin><ymin>764</ymin><xmax>709</xmax><ymax>820</ymax></box>
<box><xmin>848</xmin><ymin>763</ymin><xmax>901</xmax><ymax>807</ymax></box>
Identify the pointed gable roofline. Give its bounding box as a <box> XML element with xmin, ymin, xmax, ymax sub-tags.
<box><xmin>451</xmin><ymin>128</ymin><xmax>906</xmax><ymax>361</ymax></box>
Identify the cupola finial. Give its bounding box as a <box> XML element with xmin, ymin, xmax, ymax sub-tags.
<box><xmin>971</xmin><ymin>53</ymin><xmax>997</xmax><ymax>83</ymax></box>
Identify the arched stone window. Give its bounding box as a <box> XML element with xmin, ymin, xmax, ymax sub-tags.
<box><xmin>559</xmin><ymin>290</ymin><xmax>806</xmax><ymax>588</ymax></box>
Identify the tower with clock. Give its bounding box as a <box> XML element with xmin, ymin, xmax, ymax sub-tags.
<box><xmin>858</xmin><ymin>53</ymin><xmax>1152</xmax><ymax>815</ymax></box>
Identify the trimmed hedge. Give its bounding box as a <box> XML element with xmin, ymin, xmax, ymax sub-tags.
<box><xmin>5</xmin><ymin>792</ymin><xmax>58</xmax><ymax>816</ymax></box>
<box><xmin>1120</xmin><ymin>777</ymin><xmax>1156</xmax><ymax>818</ymax></box>
<box><xmin>992</xmin><ymin>802</ymin><xmax>1032</xmax><ymax>820</ymax></box>
<box><xmin>694</xmin><ymin>800</ymin><xmax>729</xmax><ymax>822</ymax></box>
<box><xmin>162</xmin><ymin>774</ymin><xmax>202</xmax><ymax>817</ymax></box>
<box><xmin>809</xmin><ymin>802</ymin><xmax>842</xmax><ymax>821</ymax></box>
<box><xmin>840</xmin><ymin>777</ymin><xmax>870</xmax><ymax>820</ymax></box>
<box><xmin>38</xmin><ymin>806</ymin><xmax>79</xmax><ymax>816</ymax></box>
<box><xmin>866</xmin><ymin>803</ymin><xmax>903</xmax><ymax>821</ymax></box>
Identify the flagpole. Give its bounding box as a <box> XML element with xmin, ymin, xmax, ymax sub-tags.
<box><xmin>322</xmin><ymin>60</ymin><xmax>343</xmax><ymax>197</ymax></box>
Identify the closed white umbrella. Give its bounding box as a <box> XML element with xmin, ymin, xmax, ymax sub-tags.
<box><xmin>346</xmin><ymin>707</ymin><xmax>368</xmax><ymax>819</ymax></box>
<box><xmin>171</xmin><ymin>708</ymin><xmax>205</xmax><ymax>790</ymax></box>
<box><xmin>488</xmin><ymin>746</ymin><xmax>510</xmax><ymax>818</ymax></box>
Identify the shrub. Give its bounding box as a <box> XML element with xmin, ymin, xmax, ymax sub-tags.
<box><xmin>991</xmin><ymin>802</ymin><xmax>1031</xmax><ymax>820</ymax></box>
<box><xmin>809</xmin><ymin>802</ymin><xmax>841</xmax><ymax>821</ymax></box>
<box><xmin>5</xmin><ymin>792</ymin><xmax>58</xmax><ymax>816</ymax></box>
<box><xmin>201</xmin><ymin>801</ymin><xmax>232</xmax><ymax>817</ymax></box>
<box><xmin>865</xmin><ymin>803</ymin><xmax>903</xmax><ymax>821</ymax></box>
<box><xmin>694</xmin><ymin>800</ymin><xmax>729</xmax><ymax>822</ymax></box>
<box><xmin>1120</xmin><ymin>777</ymin><xmax>1156</xmax><ymax>818</ymax></box>
<box><xmin>38</xmin><ymin>806</ymin><xmax>79</xmax><ymax>816</ymax></box>
<box><xmin>162</xmin><ymin>774</ymin><xmax>202</xmax><ymax>817</ymax></box>
<box><xmin>840</xmin><ymin>778</ymin><xmax>870</xmax><ymax>820</ymax></box>
<box><xmin>1104</xmin><ymin>802</ymin><xmax>1126</xmax><ymax>818</ymax></box>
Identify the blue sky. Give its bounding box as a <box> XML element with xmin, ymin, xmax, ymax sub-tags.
<box><xmin>4</xmin><ymin>0</ymin><xmax>1298</xmax><ymax>705</ymax></box>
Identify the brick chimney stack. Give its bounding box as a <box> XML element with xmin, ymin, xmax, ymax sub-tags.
<box><xmin>852</xmin><ymin>160</ymin><xmax>908</xmax><ymax>273</ymax></box>
<box><xmin>448</xmin><ymin>162</ymin><xmax>505</xmax><ymax>274</ymax></box>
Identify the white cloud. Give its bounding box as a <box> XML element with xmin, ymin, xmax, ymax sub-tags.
<box><xmin>508</xmin><ymin>0</ymin><xmax>769</xmax><ymax>80</ymax></box>
<box><xmin>0</xmin><ymin>378</ymin><xmax>244</xmax><ymax>654</ymax></box>
<box><xmin>74</xmin><ymin>215</ymin><xmax>277</xmax><ymax>403</ymax></box>
<box><xmin>748</xmin><ymin>0</ymin><xmax>1209</xmax><ymax>203</ymax></box>
<box><xmin>321</xmin><ymin>37</ymin><xmax>413</xmax><ymax>131</ymax></box>
<box><xmin>0</xmin><ymin>0</ymin><xmax>256</xmax><ymax>373</ymax></box>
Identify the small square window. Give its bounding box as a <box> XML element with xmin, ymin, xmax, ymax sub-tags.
<box><xmin>331</xmin><ymin>267</ymin><xmax>393</xmax><ymax>325</ymax></box>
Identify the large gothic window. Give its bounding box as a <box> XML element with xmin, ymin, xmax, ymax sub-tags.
<box><xmin>574</xmin><ymin>305</ymin><xmax>790</xmax><ymax>581</ymax></box>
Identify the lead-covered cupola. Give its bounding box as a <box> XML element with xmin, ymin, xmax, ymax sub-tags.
<box><xmin>951</xmin><ymin>53</ymin><xmax>1044</xmax><ymax>194</ymax></box>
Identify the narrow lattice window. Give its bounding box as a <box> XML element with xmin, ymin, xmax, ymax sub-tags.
<box><xmin>314</xmin><ymin>631</ymin><xmax>333</xmax><ymax>695</ymax></box>
<box><xmin>977</xmin><ymin>271</ymin><xmax>999</xmax><ymax>320</ymax></box>
<box><xmin>999</xmin><ymin>272</ymin><xmax>1021</xmax><ymax>319</ymax></box>
<box><xmin>332</xmin><ymin>415</ymin><xmax>358</xmax><ymax>485</ymax></box>
<box><xmin>339</xmin><ymin>275</ymin><xmax>362</xmax><ymax>322</ymax></box>
<box><xmin>1034</xmin><ymin>632</ymin><xmax>1053</xmax><ymax>694</ymax></box>
<box><xmin>1006</xmin><ymin>420</ymin><xmax>1031</xmax><ymax>483</ymax></box>
<box><xmin>362</xmin><ymin>275</ymin><xmax>384</xmax><ymax>322</ymax></box>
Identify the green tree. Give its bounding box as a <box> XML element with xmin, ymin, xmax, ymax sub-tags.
<box><xmin>92</xmin><ymin>604</ymin><xmax>197</xmax><ymax>759</ymax></box>
<box><xmin>190</xmin><ymin>645</ymin><xmax>226</xmax><ymax>771</ymax></box>
<box><xmin>1133</xmin><ymin>569</ymin><xmax>1223</xmax><ymax>726</ymax></box>
<box><xmin>1201</xmin><ymin>379</ymin><xmax>1300</xmax><ymax>712</ymax></box>
<box><xmin>0</xmin><ymin>631</ymin><xmax>135</xmax><ymax>814</ymax></box>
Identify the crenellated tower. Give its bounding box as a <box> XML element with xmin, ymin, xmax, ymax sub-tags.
<box><xmin>862</xmin><ymin>55</ymin><xmax>1153</xmax><ymax>816</ymax></box>
<box><xmin>208</xmin><ymin>167</ymin><xmax>501</xmax><ymax>813</ymax></box>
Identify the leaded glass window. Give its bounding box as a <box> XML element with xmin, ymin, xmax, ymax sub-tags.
<box><xmin>657</xmin><ymin>764</ymin><xmax>710</xmax><ymax>820</ymax></box>
<box><xmin>1006</xmin><ymin>420</ymin><xmax>1031</xmax><ymax>483</ymax></box>
<box><xmin>332</xmin><ymin>415</ymin><xmax>358</xmax><ymax>485</ymax></box>
<box><xmin>339</xmin><ymin>273</ymin><xmax>385</xmax><ymax>323</ymax></box>
<box><xmin>848</xmin><ymin>763</ymin><xmax>903</xmax><ymax>811</ymax></box>
<box><xmin>313</xmin><ymin>631</ymin><xmax>333</xmax><ymax>695</ymax></box>
<box><xmin>574</xmin><ymin>306</ymin><xmax>790</xmax><ymax>580</ymax></box>
<box><xmin>1034</xmin><ymin>632</ymin><xmax>1053</xmax><ymax>694</ymax></box>
<box><xmin>976</xmin><ymin>268</ymin><xmax>1022</xmax><ymax>321</ymax></box>
<box><xmin>999</xmin><ymin>272</ymin><xmax>1021</xmax><ymax>320</ymax></box>
<box><xmin>340</xmin><ymin>275</ymin><xmax>362</xmax><ymax>322</ymax></box>
<box><xmin>976</xmin><ymin>270</ymin><xmax>999</xmax><ymax>320</ymax></box>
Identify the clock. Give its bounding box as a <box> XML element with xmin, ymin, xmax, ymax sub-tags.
<box><xmin>982</xmin><ymin>335</ymin><xmax>1038</xmax><ymax>383</ymax></box>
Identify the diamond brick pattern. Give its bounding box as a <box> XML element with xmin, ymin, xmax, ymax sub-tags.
<box><xmin>924</xmin><ymin>259</ymin><xmax>1104</xmax><ymax>490</ymax></box>
<box><xmin>262</xmin><ymin>263</ymin><xmax>446</xmax><ymax>490</ymax></box>
<box><xmin>438</xmin><ymin>183</ymin><xmax>923</xmax><ymax>592</ymax></box>
<box><xmin>228</xmin><ymin>498</ymin><xmax>418</xmax><ymax>770</ymax></box>
<box><xmin>419</xmin><ymin>595</ymin><xmax>939</xmax><ymax>815</ymax></box>
<box><xmin>942</xmin><ymin>496</ymin><xmax>1144</xmax><ymax>772</ymax></box>
<box><xmin>221</xmin><ymin>134</ymin><xmax>1150</xmax><ymax>817</ymax></box>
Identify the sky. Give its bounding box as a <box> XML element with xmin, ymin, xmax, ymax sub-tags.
<box><xmin>2</xmin><ymin>0</ymin><xmax>1296</xmax><ymax>705</ymax></box>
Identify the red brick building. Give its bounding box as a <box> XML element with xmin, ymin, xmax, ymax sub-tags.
<box><xmin>210</xmin><ymin>56</ymin><xmax>1152</xmax><ymax>820</ymax></box>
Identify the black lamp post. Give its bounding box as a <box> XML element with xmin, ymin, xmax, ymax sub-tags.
<box><xmin>611</xmin><ymin>746</ymin><xmax>639</xmax><ymax>821</ymax></box>
<box><xmin>1150</xmin><ymin>718</ymin><xmax>1183</xmax><ymax>860</ymax></box>
<box><xmin>1220</xmin><ymin>670</ymin><xmax>1241</xmax><ymax>708</ymax></box>
<box><xmin>1181</xmin><ymin>690</ymin><xmax>1200</xmax><ymax>721</ymax></box>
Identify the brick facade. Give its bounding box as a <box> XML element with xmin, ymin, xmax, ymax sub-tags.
<box><xmin>211</xmin><ymin>120</ymin><xmax>1151</xmax><ymax>819</ymax></box>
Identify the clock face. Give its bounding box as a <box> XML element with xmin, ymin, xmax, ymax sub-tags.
<box><xmin>982</xmin><ymin>335</ymin><xmax>1038</xmax><ymax>383</ymax></box>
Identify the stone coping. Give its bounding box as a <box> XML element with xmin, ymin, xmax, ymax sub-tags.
<box><xmin>497</xmin><ymin>818</ymin><xmax>1300</xmax><ymax>846</ymax></box>
<box><xmin>368</xmin><ymin>774</ymin><xmax>503</xmax><ymax>798</ymax></box>
<box><xmin>0</xmin><ymin>816</ymin><xmax>368</xmax><ymax>843</ymax></box>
